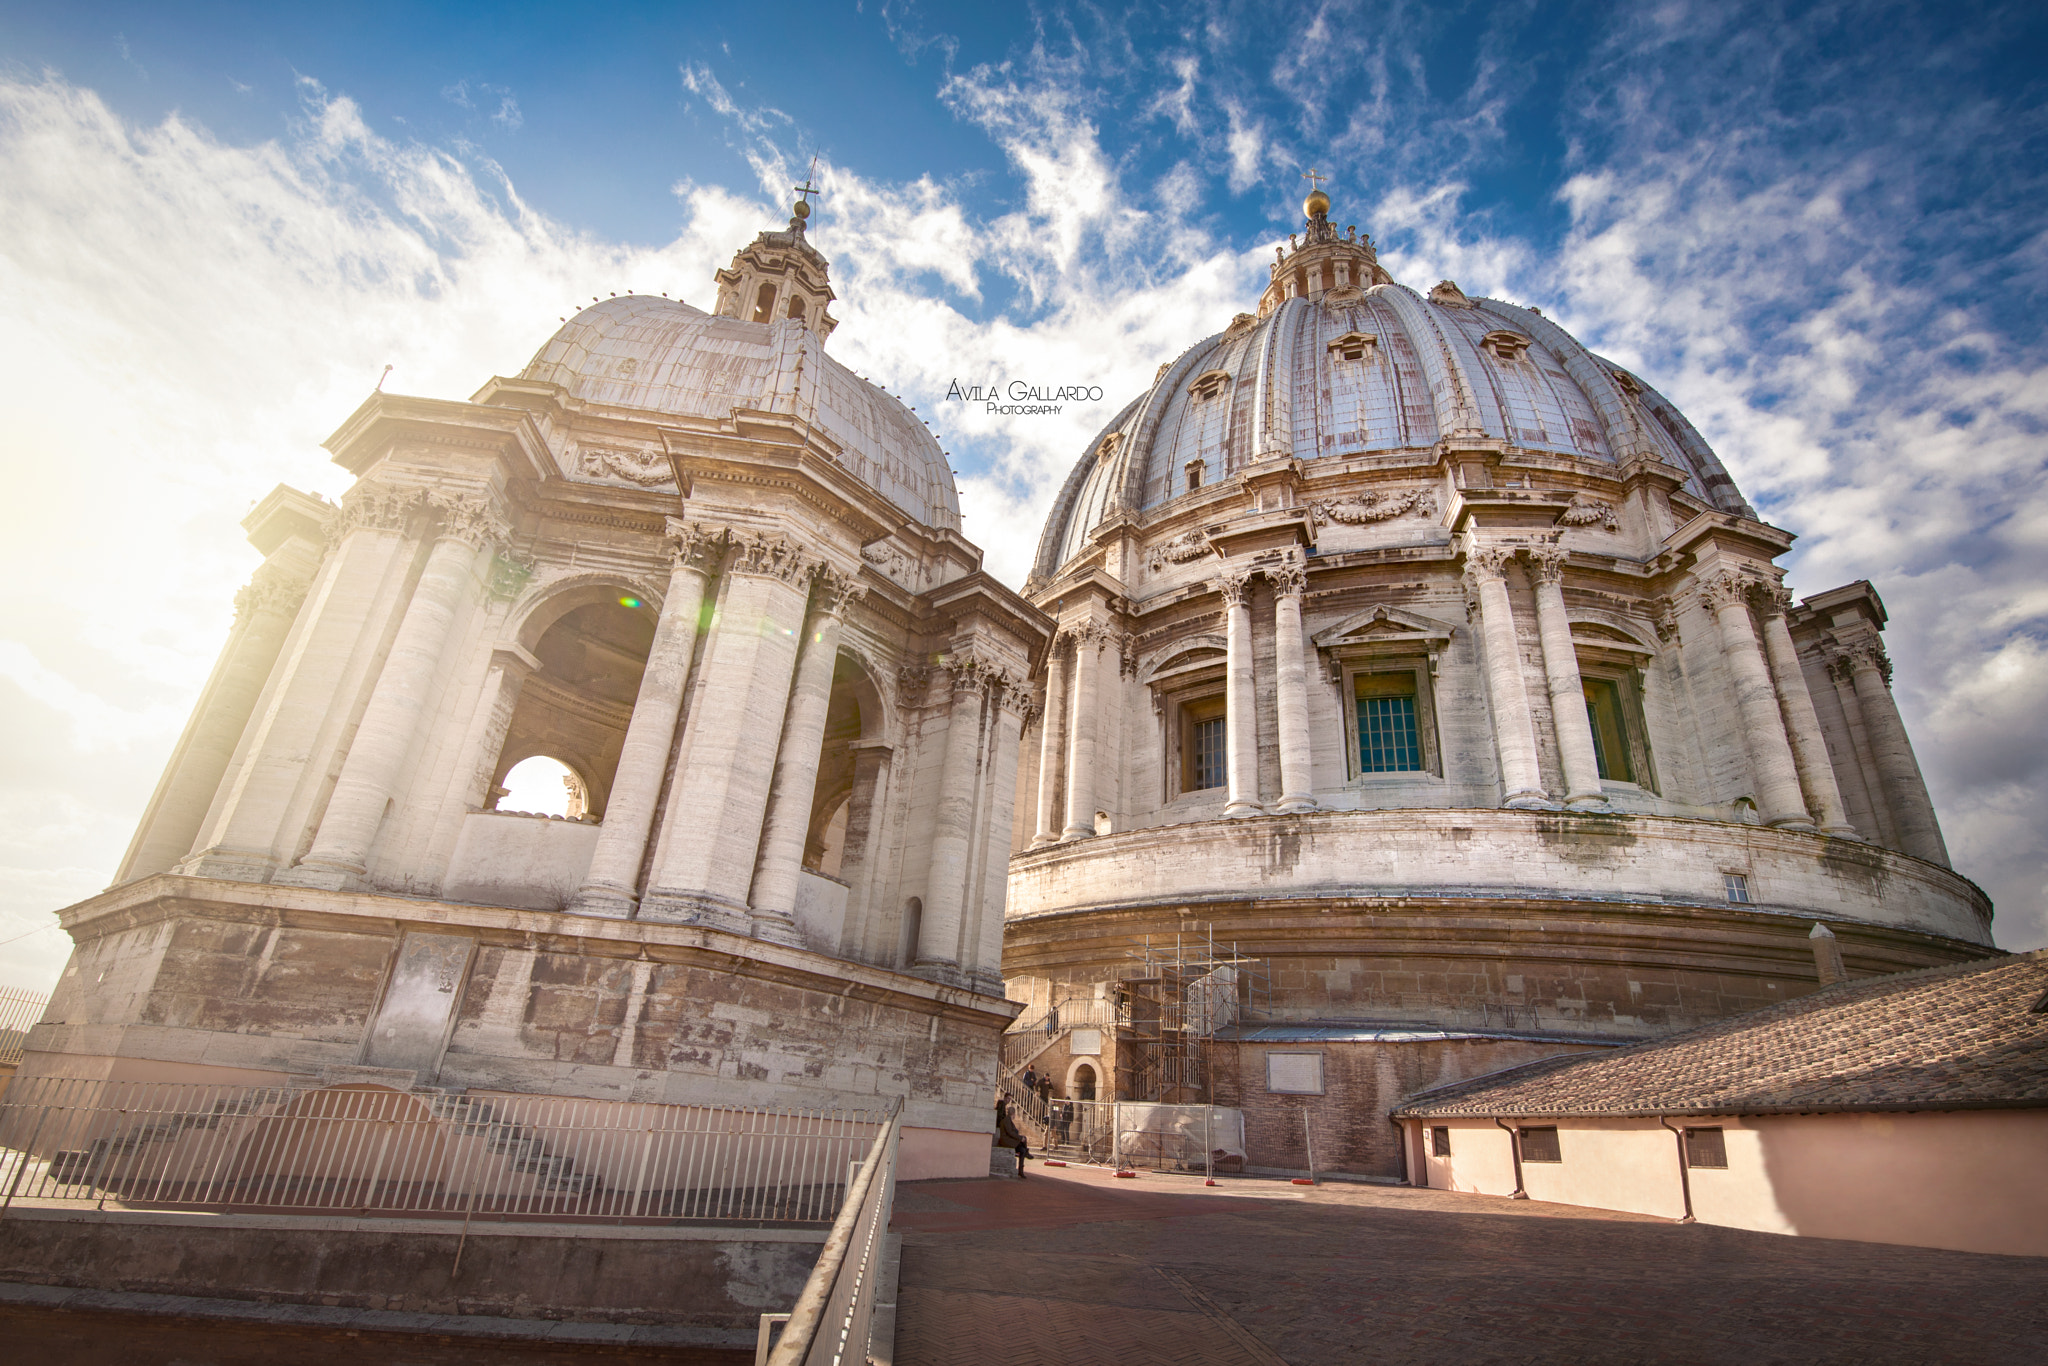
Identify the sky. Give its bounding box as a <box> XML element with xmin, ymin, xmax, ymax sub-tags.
<box><xmin>1</xmin><ymin>0</ymin><xmax>2044</xmax><ymax>991</ymax></box>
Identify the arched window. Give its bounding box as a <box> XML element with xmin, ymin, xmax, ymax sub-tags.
<box><xmin>498</xmin><ymin>755</ymin><xmax>588</xmax><ymax>819</ymax></box>
<box><xmin>900</xmin><ymin>897</ymin><xmax>923</xmax><ymax>969</ymax></box>
<box><xmin>787</xmin><ymin>293</ymin><xmax>807</xmax><ymax>320</ymax></box>
<box><xmin>751</xmin><ymin>283</ymin><xmax>777</xmax><ymax>323</ymax></box>
<box><xmin>490</xmin><ymin>595</ymin><xmax>656</xmax><ymax>822</ymax></box>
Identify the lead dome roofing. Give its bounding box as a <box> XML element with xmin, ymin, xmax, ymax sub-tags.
<box><xmin>1034</xmin><ymin>284</ymin><xmax>1750</xmax><ymax>577</ymax></box>
<box><xmin>521</xmin><ymin>295</ymin><xmax>960</xmax><ymax>531</ymax></box>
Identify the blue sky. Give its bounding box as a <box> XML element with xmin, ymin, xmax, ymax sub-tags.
<box><xmin>1</xmin><ymin>0</ymin><xmax>2045</xmax><ymax>986</ymax></box>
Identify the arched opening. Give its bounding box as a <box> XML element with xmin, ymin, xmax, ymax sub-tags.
<box><xmin>490</xmin><ymin>596</ymin><xmax>655</xmax><ymax>821</ymax></box>
<box><xmin>751</xmin><ymin>283</ymin><xmax>777</xmax><ymax>323</ymax></box>
<box><xmin>786</xmin><ymin>293</ymin><xmax>807</xmax><ymax>320</ymax></box>
<box><xmin>800</xmin><ymin>651</ymin><xmax>879</xmax><ymax>876</ymax></box>
<box><xmin>899</xmin><ymin>898</ymin><xmax>923</xmax><ymax>970</ymax></box>
<box><xmin>1073</xmin><ymin>1061</ymin><xmax>1099</xmax><ymax>1102</ymax></box>
<box><xmin>499</xmin><ymin>755</ymin><xmax>587</xmax><ymax>819</ymax></box>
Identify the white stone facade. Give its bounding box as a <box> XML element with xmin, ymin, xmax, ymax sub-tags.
<box><xmin>28</xmin><ymin>210</ymin><xmax>1046</xmax><ymax>1172</ymax></box>
<box><xmin>1004</xmin><ymin>193</ymin><xmax>1993</xmax><ymax>1174</ymax></box>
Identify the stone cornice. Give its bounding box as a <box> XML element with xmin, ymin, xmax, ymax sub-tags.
<box><xmin>322</xmin><ymin>393</ymin><xmax>558</xmax><ymax>484</ymax></box>
<box><xmin>54</xmin><ymin>874</ymin><xmax>1018</xmax><ymax>1023</ymax></box>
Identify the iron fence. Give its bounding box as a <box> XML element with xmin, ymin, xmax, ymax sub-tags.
<box><xmin>0</xmin><ymin>1075</ymin><xmax>883</xmax><ymax>1225</ymax></box>
<box><xmin>763</xmin><ymin>1097</ymin><xmax>902</xmax><ymax>1366</ymax></box>
<box><xmin>0</xmin><ymin>987</ymin><xmax>48</xmax><ymax>1069</ymax></box>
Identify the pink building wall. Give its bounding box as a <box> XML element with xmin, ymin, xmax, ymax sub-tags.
<box><xmin>1410</xmin><ymin>1111</ymin><xmax>2048</xmax><ymax>1258</ymax></box>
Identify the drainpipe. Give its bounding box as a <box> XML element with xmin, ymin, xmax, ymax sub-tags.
<box><xmin>1657</xmin><ymin>1117</ymin><xmax>1697</xmax><ymax>1224</ymax></box>
<box><xmin>1492</xmin><ymin>1116</ymin><xmax>1528</xmax><ymax>1199</ymax></box>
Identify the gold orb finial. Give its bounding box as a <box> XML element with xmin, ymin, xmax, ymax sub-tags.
<box><xmin>792</xmin><ymin>198</ymin><xmax>811</xmax><ymax>221</ymax></box>
<box><xmin>1304</xmin><ymin>188</ymin><xmax>1330</xmax><ymax>219</ymax></box>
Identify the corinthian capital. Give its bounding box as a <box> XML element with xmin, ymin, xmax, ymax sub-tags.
<box><xmin>727</xmin><ymin>530</ymin><xmax>823</xmax><ymax>584</ymax></box>
<box><xmin>1217</xmin><ymin>569</ymin><xmax>1254</xmax><ymax>608</ymax></box>
<box><xmin>814</xmin><ymin>565</ymin><xmax>866</xmax><ymax>617</ymax></box>
<box><xmin>233</xmin><ymin>562</ymin><xmax>312</xmax><ymax>627</ymax></box>
<box><xmin>1698</xmin><ymin>569</ymin><xmax>1754</xmax><ymax>611</ymax></box>
<box><xmin>1751</xmin><ymin>581</ymin><xmax>1795</xmax><ymax>618</ymax></box>
<box><xmin>427</xmin><ymin>491</ymin><xmax>511</xmax><ymax>553</ymax></box>
<box><xmin>1265</xmin><ymin>561</ymin><xmax>1308</xmax><ymax>600</ymax></box>
<box><xmin>323</xmin><ymin>480</ymin><xmax>424</xmax><ymax>543</ymax></box>
<box><xmin>1523</xmin><ymin>545</ymin><xmax>1568</xmax><ymax>586</ymax></box>
<box><xmin>663</xmin><ymin>517</ymin><xmax>727</xmax><ymax>574</ymax></box>
<box><xmin>1460</xmin><ymin>541</ymin><xmax>1516</xmax><ymax>584</ymax></box>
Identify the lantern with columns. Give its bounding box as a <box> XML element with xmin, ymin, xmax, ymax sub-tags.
<box><xmin>1004</xmin><ymin>187</ymin><xmax>1992</xmax><ymax>1179</ymax></box>
<box><xmin>23</xmin><ymin>207</ymin><xmax>1047</xmax><ymax>1179</ymax></box>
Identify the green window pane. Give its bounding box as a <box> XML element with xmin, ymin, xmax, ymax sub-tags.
<box><xmin>1583</xmin><ymin>678</ymin><xmax>1633</xmax><ymax>782</ymax></box>
<box><xmin>1357</xmin><ymin>695</ymin><xmax>1421</xmax><ymax>772</ymax></box>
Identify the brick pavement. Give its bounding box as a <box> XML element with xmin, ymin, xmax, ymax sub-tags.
<box><xmin>891</xmin><ymin>1163</ymin><xmax>2048</xmax><ymax>1365</ymax></box>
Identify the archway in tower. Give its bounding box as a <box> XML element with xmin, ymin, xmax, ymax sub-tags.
<box><xmin>491</xmin><ymin>596</ymin><xmax>655</xmax><ymax>819</ymax></box>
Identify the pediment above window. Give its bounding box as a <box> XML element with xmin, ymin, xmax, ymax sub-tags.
<box><xmin>1312</xmin><ymin>604</ymin><xmax>1458</xmax><ymax>651</ymax></box>
<box><xmin>1140</xmin><ymin>634</ymin><xmax>1229</xmax><ymax>687</ymax></box>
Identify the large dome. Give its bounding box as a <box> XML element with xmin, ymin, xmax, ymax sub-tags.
<box><xmin>1034</xmin><ymin>279</ymin><xmax>1749</xmax><ymax>576</ymax></box>
<box><xmin>520</xmin><ymin>294</ymin><xmax>961</xmax><ymax>531</ymax></box>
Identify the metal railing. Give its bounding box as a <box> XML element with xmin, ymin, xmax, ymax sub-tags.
<box><xmin>0</xmin><ymin>1076</ymin><xmax>884</xmax><ymax>1225</ymax></box>
<box><xmin>0</xmin><ymin>987</ymin><xmax>49</xmax><ymax>1069</ymax></box>
<box><xmin>763</xmin><ymin>1097</ymin><xmax>902</xmax><ymax>1366</ymax></box>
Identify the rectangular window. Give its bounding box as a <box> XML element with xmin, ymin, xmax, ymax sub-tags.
<box><xmin>1266</xmin><ymin>1052</ymin><xmax>1324</xmax><ymax>1094</ymax></box>
<box><xmin>1356</xmin><ymin>673</ymin><xmax>1423</xmax><ymax>773</ymax></box>
<box><xmin>1518</xmin><ymin>1126</ymin><xmax>1562</xmax><ymax>1163</ymax></box>
<box><xmin>1192</xmin><ymin>716</ymin><xmax>1226</xmax><ymax>790</ymax></box>
<box><xmin>1684</xmin><ymin>1127</ymin><xmax>1728</xmax><ymax>1168</ymax></box>
<box><xmin>1430</xmin><ymin>1126</ymin><xmax>1452</xmax><ymax>1158</ymax></box>
<box><xmin>1724</xmin><ymin>874</ymin><xmax>1751</xmax><ymax>904</ymax></box>
<box><xmin>1583</xmin><ymin>677</ymin><xmax>1635</xmax><ymax>782</ymax></box>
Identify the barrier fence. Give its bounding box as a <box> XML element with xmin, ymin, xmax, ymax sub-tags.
<box><xmin>0</xmin><ymin>1076</ymin><xmax>884</xmax><ymax>1225</ymax></box>
<box><xmin>0</xmin><ymin>987</ymin><xmax>48</xmax><ymax>1069</ymax></box>
<box><xmin>762</xmin><ymin>1097</ymin><xmax>903</xmax><ymax>1366</ymax></box>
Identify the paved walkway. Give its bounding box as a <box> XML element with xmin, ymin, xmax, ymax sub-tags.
<box><xmin>891</xmin><ymin>1163</ymin><xmax>2048</xmax><ymax>1365</ymax></box>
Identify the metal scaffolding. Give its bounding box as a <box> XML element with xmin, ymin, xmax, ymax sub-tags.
<box><xmin>1114</xmin><ymin>925</ymin><xmax>1270</xmax><ymax>1105</ymax></box>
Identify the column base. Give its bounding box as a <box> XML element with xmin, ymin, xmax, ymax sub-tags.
<box><xmin>1821</xmin><ymin>823</ymin><xmax>1862</xmax><ymax>839</ymax></box>
<box><xmin>1273</xmin><ymin>795</ymin><xmax>1319</xmax><ymax>815</ymax></box>
<box><xmin>1501</xmin><ymin>791</ymin><xmax>1555</xmax><ymax>812</ymax></box>
<box><xmin>636</xmin><ymin>891</ymin><xmax>751</xmax><ymax>934</ymax></box>
<box><xmin>565</xmin><ymin>885</ymin><xmax>637</xmax><ymax>919</ymax></box>
<box><xmin>175</xmin><ymin>848</ymin><xmax>280</xmax><ymax>884</ymax></box>
<box><xmin>750</xmin><ymin>912</ymin><xmax>806</xmax><ymax>947</ymax></box>
<box><xmin>910</xmin><ymin>959</ymin><xmax>969</xmax><ymax>989</ymax></box>
<box><xmin>273</xmin><ymin>859</ymin><xmax>362</xmax><ymax>891</ymax></box>
<box><xmin>1563</xmin><ymin>791</ymin><xmax>1609</xmax><ymax>811</ymax></box>
<box><xmin>1766</xmin><ymin>814</ymin><xmax>1818</xmax><ymax>832</ymax></box>
<box><xmin>1223</xmin><ymin>801</ymin><xmax>1264</xmax><ymax>819</ymax></box>
<box><xmin>1029</xmin><ymin>833</ymin><xmax>1061</xmax><ymax>849</ymax></box>
<box><xmin>1059</xmin><ymin>825</ymin><xmax>1095</xmax><ymax>841</ymax></box>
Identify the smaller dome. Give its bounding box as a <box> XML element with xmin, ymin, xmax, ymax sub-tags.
<box><xmin>520</xmin><ymin>296</ymin><xmax>960</xmax><ymax>531</ymax></box>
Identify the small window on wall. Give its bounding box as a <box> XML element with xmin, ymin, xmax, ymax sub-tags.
<box><xmin>1356</xmin><ymin>673</ymin><xmax>1423</xmax><ymax>773</ymax></box>
<box><xmin>1583</xmin><ymin>677</ymin><xmax>1635</xmax><ymax>781</ymax></box>
<box><xmin>1685</xmin><ymin>1128</ymin><xmax>1728</xmax><ymax>1168</ymax></box>
<box><xmin>1724</xmin><ymin>873</ymin><xmax>1751</xmax><ymax>905</ymax></box>
<box><xmin>1430</xmin><ymin>1126</ymin><xmax>1452</xmax><ymax>1157</ymax></box>
<box><xmin>1518</xmin><ymin>1126</ymin><xmax>1562</xmax><ymax>1162</ymax></box>
<box><xmin>1266</xmin><ymin>1052</ymin><xmax>1324</xmax><ymax>1094</ymax></box>
<box><xmin>1183</xmin><ymin>697</ymin><xmax>1227</xmax><ymax>793</ymax></box>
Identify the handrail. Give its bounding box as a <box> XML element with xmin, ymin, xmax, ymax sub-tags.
<box><xmin>765</xmin><ymin>1096</ymin><xmax>903</xmax><ymax>1366</ymax></box>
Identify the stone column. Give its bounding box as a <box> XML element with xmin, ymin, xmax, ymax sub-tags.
<box><xmin>1825</xmin><ymin>656</ymin><xmax>1897</xmax><ymax>847</ymax></box>
<box><xmin>1702</xmin><ymin>571</ymin><xmax>1813</xmax><ymax>830</ymax></box>
<box><xmin>1527</xmin><ymin>548</ymin><xmax>1604</xmax><ymax>809</ymax></box>
<box><xmin>568</xmin><ymin>521</ymin><xmax>723</xmax><ymax>918</ymax></box>
<box><xmin>1061</xmin><ymin>626</ymin><xmax>1103</xmax><ymax>839</ymax></box>
<box><xmin>639</xmin><ymin>531</ymin><xmax>821</xmax><ymax>930</ymax></box>
<box><xmin>1267</xmin><ymin>558</ymin><xmax>1317</xmax><ymax>813</ymax></box>
<box><xmin>1840</xmin><ymin>641</ymin><xmax>1948</xmax><ymax>865</ymax></box>
<box><xmin>748</xmin><ymin>569</ymin><xmax>863</xmax><ymax>943</ymax></box>
<box><xmin>284</xmin><ymin>493</ymin><xmax>502</xmax><ymax>888</ymax></box>
<box><xmin>917</xmin><ymin>657</ymin><xmax>988</xmax><ymax>980</ymax></box>
<box><xmin>1031</xmin><ymin>641</ymin><xmax>1069</xmax><ymax>847</ymax></box>
<box><xmin>834</xmin><ymin>743</ymin><xmax>894</xmax><ymax>959</ymax></box>
<box><xmin>969</xmin><ymin>677</ymin><xmax>1031</xmax><ymax>993</ymax></box>
<box><xmin>117</xmin><ymin>561</ymin><xmax>312</xmax><ymax>882</ymax></box>
<box><xmin>1221</xmin><ymin>570</ymin><xmax>1263</xmax><ymax>817</ymax></box>
<box><xmin>1463</xmin><ymin>545</ymin><xmax>1548</xmax><ymax>809</ymax></box>
<box><xmin>1755</xmin><ymin>589</ymin><xmax>1855</xmax><ymax>836</ymax></box>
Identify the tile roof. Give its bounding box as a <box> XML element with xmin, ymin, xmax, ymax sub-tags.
<box><xmin>1394</xmin><ymin>950</ymin><xmax>2048</xmax><ymax>1119</ymax></box>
